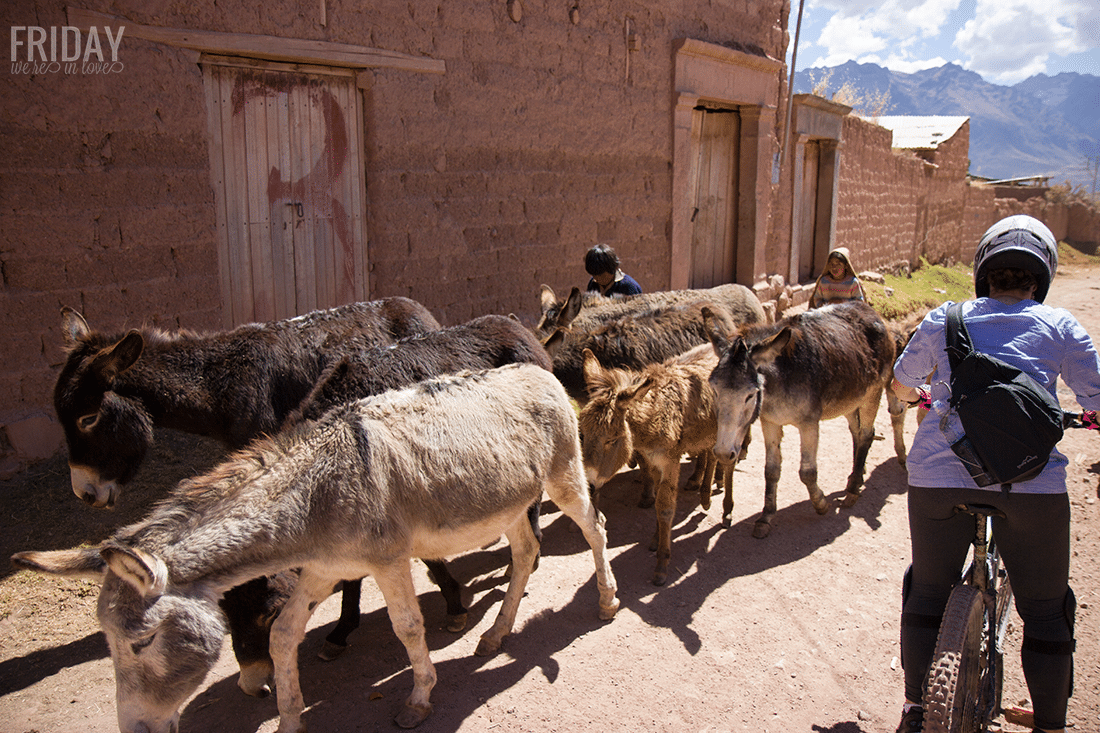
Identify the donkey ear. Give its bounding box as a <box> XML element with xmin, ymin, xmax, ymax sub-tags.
<box><xmin>621</xmin><ymin>375</ymin><xmax>656</xmax><ymax>404</ymax></box>
<box><xmin>751</xmin><ymin>327</ymin><xmax>793</xmax><ymax>366</ymax></box>
<box><xmin>702</xmin><ymin>307</ymin><xmax>729</xmax><ymax>356</ymax></box>
<box><xmin>581</xmin><ymin>348</ymin><xmax>604</xmax><ymax>386</ymax></box>
<box><xmin>558</xmin><ymin>287</ymin><xmax>584</xmax><ymax>328</ymax></box>
<box><xmin>538</xmin><ymin>284</ymin><xmax>558</xmax><ymax>314</ymax></box>
<box><xmin>12</xmin><ymin>547</ymin><xmax>107</xmax><ymax>580</ymax></box>
<box><xmin>543</xmin><ymin>328</ymin><xmax>567</xmax><ymax>357</ymax></box>
<box><xmin>100</xmin><ymin>543</ymin><xmax>168</xmax><ymax>597</ymax></box>
<box><xmin>60</xmin><ymin>307</ymin><xmax>91</xmax><ymax>346</ymax></box>
<box><xmin>94</xmin><ymin>330</ymin><xmax>144</xmax><ymax>380</ymax></box>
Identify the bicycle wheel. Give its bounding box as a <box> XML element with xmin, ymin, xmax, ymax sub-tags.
<box><xmin>923</xmin><ymin>584</ymin><xmax>985</xmax><ymax>733</ymax></box>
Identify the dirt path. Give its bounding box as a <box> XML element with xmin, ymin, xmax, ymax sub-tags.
<box><xmin>2</xmin><ymin>266</ymin><xmax>1098</xmax><ymax>733</ymax></box>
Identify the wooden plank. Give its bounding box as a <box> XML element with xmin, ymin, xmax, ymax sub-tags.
<box><xmin>67</xmin><ymin>7</ymin><xmax>446</xmax><ymax>74</ymax></box>
<box><xmin>346</xmin><ymin>77</ymin><xmax>369</xmax><ymax>302</ymax></box>
<box><xmin>200</xmin><ymin>64</ymin><xmax>235</xmax><ymax>329</ymax></box>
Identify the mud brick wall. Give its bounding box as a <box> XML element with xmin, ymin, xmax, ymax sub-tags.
<box><xmin>835</xmin><ymin>116</ymin><xmax>978</xmax><ymax>274</ymax></box>
<box><xmin>1</xmin><ymin>0</ymin><xmax>789</xmax><ymax>468</ymax></box>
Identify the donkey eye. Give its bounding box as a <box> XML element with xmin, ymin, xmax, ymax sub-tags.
<box><xmin>77</xmin><ymin>413</ymin><xmax>99</xmax><ymax>431</ymax></box>
<box><xmin>744</xmin><ymin>393</ymin><xmax>755</xmax><ymax>405</ymax></box>
<box><xmin>131</xmin><ymin>633</ymin><xmax>156</xmax><ymax>654</ymax></box>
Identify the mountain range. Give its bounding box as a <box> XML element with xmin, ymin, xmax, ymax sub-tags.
<box><xmin>793</xmin><ymin>61</ymin><xmax>1099</xmax><ymax>189</ymax></box>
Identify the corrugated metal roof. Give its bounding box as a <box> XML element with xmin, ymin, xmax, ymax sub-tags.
<box><xmin>875</xmin><ymin>116</ymin><xmax>969</xmax><ymax>150</ymax></box>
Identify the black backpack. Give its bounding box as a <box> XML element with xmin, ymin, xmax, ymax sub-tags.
<box><xmin>945</xmin><ymin>302</ymin><xmax>1064</xmax><ymax>489</ymax></box>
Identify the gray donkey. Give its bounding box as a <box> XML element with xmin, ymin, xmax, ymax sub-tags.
<box><xmin>14</xmin><ymin>364</ymin><xmax>620</xmax><ymax>733</ymax></box>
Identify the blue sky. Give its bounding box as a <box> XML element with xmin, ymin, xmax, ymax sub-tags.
<box><xmin>789</xmin><ymin>0</ymin><xmax>1100</xmax><ymax>86</ymax></box>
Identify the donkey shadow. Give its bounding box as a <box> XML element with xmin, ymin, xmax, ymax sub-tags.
<box><xmin>180</xmin><ymin>572</ymin><xmax>614</xmax><ymax>732</ymax></box>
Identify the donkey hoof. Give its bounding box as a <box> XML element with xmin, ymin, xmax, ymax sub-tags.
<box><xmin>445</xmin><ymin>612</ymin><xmax>469</xmax><ymax>633</ymax></box>
<box><xmin>394</xmin><ymin>701</ymin><xmax>433</xmax><ymax>729</ymax></box>
<box><xmin>317</xmin><ymin>640</ymin><xmax>347</xmax><ymax>661</ymax></box>
<box><xmin>637</xmin><ymin>494</ymin><xmax>655</xmax><ymax>509</ymax></box>
<box><xmin>840</xmin><ymin>491</ymin><xmax>861</xmax><ymax>508</ymax></box>
<box><xmin>652</xmin><ymin>571</ymin><xmax>668</xmax><ymax>586</ymax></box>
<box><xmin>752</xmin><ymin>521</ymin><xmax>772</xmax><ymax>539</ymax></box>
<box><xmin>599</xmin><ymin>597</ymin><xmax>621</xmax><ymax>620</ymax></box>
<box><xmin>475</xmin><ymin>634</ymin><xmax>504</xmax><ymax>657</ymax></box>
<box><xmin>722</xmin><ymin>513</ymin><xmax>733</xmax><ymax>529</ymax></box>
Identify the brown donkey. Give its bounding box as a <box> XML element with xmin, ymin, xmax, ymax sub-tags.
<box><xmin>579</xmin><ymin>341</ymin><xmax>733</xmax><ymax>586</ymax></box>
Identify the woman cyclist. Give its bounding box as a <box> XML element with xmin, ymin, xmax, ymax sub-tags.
<box><xmin>890</xmin><ymin>215</ymin><xmax>1100</xmax><ymax>733</ymax></box>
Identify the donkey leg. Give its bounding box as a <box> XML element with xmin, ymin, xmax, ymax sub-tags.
<box><xmin>318</xmin><ymin>579</ymin><xmax>362</xmax><ymax>661</ymax></box>
<box><xmin>796</xmin><ymin>421</ymin><xmax>830</xmax><ymax>515</ymax></box>
<box><xmin>651</xmin><ymin>460</ymin><xmax>681</xmax><ymax>586</ymax></box>
<box><xmin>424</xmin><ymin>560</ymin><xmax>469</xmax><ymax>632</ymax></box>
<box><xmin>754</xmin><ymin>420</ymin><xmax>785</xmax><ymax>538</ymax></box>
<box><xmin>373</xmin><ymin>561</ymin><xmax>437</xmax><ymax>729</ymax></box>
<box><xmin>720</xmin><ymin>457</ymin><xmax>736</xmax><ymax>528</ymax></box>
<box><xmin>477</xmin><ymin>514</ymin><xmax>539</xmax><ymax>656</ymax></box>
<box><xmin>635</xmin><ymin>452</ymin><xmax>656</xmax><ymax>508</ymax></box>
<box><xmin>272</xmin><ymin>570</ymin><xmax>338</xmax><ymax>733</ymax></box>
<box><xmin>885</xmin><ymin>388</ymin><xmax>909</xmax><ymax>467</ymax></box>
<box><xmin>689</xmin><ymin>452</ymin><xmax>716</xmax><ymax>511</ymax></box>
<box><xmin>841</xmin><ymin>397</ymin><xmax>880</xmax><ymax>507</ymax></box>
<box><xmin>550</xmin><ymin>458</ymin><xmax>620</xmax><ymax>620</ymax></box>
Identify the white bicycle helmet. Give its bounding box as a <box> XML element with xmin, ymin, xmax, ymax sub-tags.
<box><xmin>973</xmin><ymin>214</ymin><xmax>1058</xmax><ymax>303</ymax></box>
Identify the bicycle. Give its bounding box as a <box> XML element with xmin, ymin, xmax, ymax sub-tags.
<box><xmin>921</xmin><ymin>502</ymin><xmax>1010</xmax><ymax>733</ymax></box>
<box><xmin>920</xmin><ymin>411</ymin><xmax>1094</xmax><ymax>733</ymax></box>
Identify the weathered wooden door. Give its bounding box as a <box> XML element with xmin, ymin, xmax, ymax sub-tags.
<box><xmin>202</xmin><ymin>57</ymin><xmax>368</xmax><ymax>325</ymax></box>
<box><xmin>798</xmin><ymin>140</ymin><xmax>821</xmax><ymax>282</ymax></box>
<box><xmin>689</xmin><ymin>108</ymin><xmax>740</xmax><ymax>288</ymax></box>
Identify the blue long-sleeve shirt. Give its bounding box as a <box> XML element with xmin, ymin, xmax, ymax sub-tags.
<box><xmin>894</xmin><ymin>298</ymin><xmax>1100</xmax><ymax>494</ymax></box>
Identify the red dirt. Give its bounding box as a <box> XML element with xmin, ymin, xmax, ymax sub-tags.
<box><xmin>2</xmin><ymin>265</ymin><xmax>1098</xmax><ymax>733</ymax></box>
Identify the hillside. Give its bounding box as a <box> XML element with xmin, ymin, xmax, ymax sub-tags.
<box><xmin>794</xmin><ymin>61</ymin><xmax>1099</xmax><ymax>188</ymax></box>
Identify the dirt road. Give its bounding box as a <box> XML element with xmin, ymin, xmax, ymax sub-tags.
<box><xmin>2</xmin><ymin>265</ymin><xmax>1098</xmax><ymax>733</ymax></box>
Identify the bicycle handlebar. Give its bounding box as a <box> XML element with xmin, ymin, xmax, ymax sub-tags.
<box><xmin>1063</xmin><ymin>411</ymin><xmax>1099</xmax><ymax>430</ymax></box>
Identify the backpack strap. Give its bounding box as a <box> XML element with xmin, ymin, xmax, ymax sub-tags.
<box><xmin>945</xmin><ymin>302</ymin><xmax>972</xmax><ymax>371</ymax></box>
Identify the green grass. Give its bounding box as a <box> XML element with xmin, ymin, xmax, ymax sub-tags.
<box><xmin>863</xmin><ymin>242</ymin><xmax>1098</xmax><ymax>322</ymax></box>
<box><xmin>865</xmin><ymin>258</ymin><xmax>973</xmax><ymax>321</ymax></box>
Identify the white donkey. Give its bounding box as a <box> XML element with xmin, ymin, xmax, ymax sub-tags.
<box><xmin>13</xmin><ymin>363</ymin><xmax>620</xmax><ymax>733</ymax></box>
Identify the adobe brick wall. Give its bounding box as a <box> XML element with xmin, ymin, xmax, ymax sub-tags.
<box><xmin>1</xmin><ymin>0</ymin><xmax>790</xmax><ymax>468</ymax></box>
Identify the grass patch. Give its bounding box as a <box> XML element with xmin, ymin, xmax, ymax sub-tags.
<box><xmin>865</xmin><ymin>258</ymin><xmax>974</xmax><ymax>321</ymax></box>
<box><xmin>1059</xmin><ymin>241</ymin><xmax>1100</xmax><ymax>266</ymax></box>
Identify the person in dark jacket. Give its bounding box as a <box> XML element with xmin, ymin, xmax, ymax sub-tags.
<box><xmin>585</xmin><ymin>244</ymin><xmax>642</xmax><ymax>297</ymax></box>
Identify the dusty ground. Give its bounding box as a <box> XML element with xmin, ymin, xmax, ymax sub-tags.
<box><xmin>1</xmin><ymin>266</ymin><xmax>1098</xmax><ymax>733</ymax></box>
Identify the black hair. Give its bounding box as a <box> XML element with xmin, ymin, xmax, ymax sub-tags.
<box><xmin>986</xmin><ymin>267</ymin><xmax>1038</xmax><ymax>294</ymax></box>
<box><xmin>585</xmin><ymin>244</ymin><xmax>619</xmax><ymax>276</ymax></box>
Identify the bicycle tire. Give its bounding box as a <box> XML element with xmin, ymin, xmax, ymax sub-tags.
<box><xmin>923</xmin><ymin>584</ymin><xmax>985</xmax><ymax>733</ymax></box>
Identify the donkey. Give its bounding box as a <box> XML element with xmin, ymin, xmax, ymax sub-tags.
<box><xmin>703</xmin><ymin>300</ymin><xmax>896</xmax><ymax>539</ymax></box>
<box><xmin>540</xmin><ymin>288</ymin><xmax>765</xmax><ymax>507</ymax></box>
<box><xmin>579</xmin><ymin>341</ymin><xmax>733</xmax><ymax>586</ymax></box>
<box><xmin>281</xmin><ymin>313</ymin><xmax>553</xmax><ymax>656</ymax></box>
<box><xmin>534</xmin><ymin>282</ymin><xmax>766</xmax><ymax>343</ymax></box>
<box><xmin>54</xmin><ymin>299</ymin><xmax>440</xmax><ymax>508</ymax></box>
<box><xmin>52</xmin><ymin>299</ymin><xmax>444</xmax><ymax>692</ymax></box>
<box><xmin>14</xmin><ymin>364</ymin><xmax>620</xmax><ymax>733</ymax></box>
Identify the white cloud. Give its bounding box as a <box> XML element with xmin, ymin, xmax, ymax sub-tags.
<box><xmin>805</xmin><ymin>0</ymin><xmax>965</xmax><ymax>69</ymax></box>
<box><xmin>956</xmin><ymin>0</ymin><xmax>1099</xmax><ymax>83</ymax></box>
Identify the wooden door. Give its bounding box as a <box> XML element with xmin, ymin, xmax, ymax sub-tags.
<box><xmin>798</xmin><ymin>140</ymin><xmax>821</xmax><ymax>282</ymax></box>
<box><xmin>202</xmin><ymin>57</ymin><xmax>368</xmax><ymax>325</ymax></box>
<box><xmin>689</xmin><ymin>108</ymin><xmax>740</xmax><ymax>288</ymax></box>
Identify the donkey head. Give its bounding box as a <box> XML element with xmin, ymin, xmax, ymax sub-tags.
<box><xmin>577</xmin><ymin>348</ymin><xmax>653</xmax><ymax>489</ymax></box>
<box><xmin>54</xmin><ymin>308</ymin><xmax>153</xmax><ymax>508</ymax></box>
<box><xmin>13</xmin><ymin>543</ymin><xmax>226</xmax><ymax>733</ymax></box>
<box><xmin>704</xmin><ymin>307</ymin><xmax>786</xmax><ymax>464</ymax></box>
<box><xmin>534</xmin><ymin>285</ymin><xmax>584</xmax><ymax>337</ymax></box>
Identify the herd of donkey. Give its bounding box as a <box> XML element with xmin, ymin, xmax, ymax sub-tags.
<box><xmin>12</xmin><ymin>281</ymin><xmax>927</xmax><ymax>732</ymax></box>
